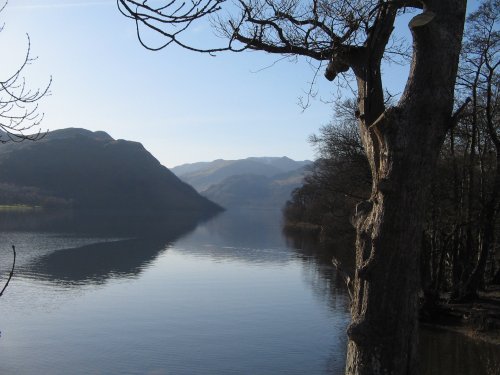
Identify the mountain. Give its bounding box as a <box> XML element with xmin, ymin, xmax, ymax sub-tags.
<box><xmin>171</xmin><ymin>156</ymin><xmax>311</xmax><ymax>192</ymax></box>
<box><xmin>202</xmin><ymin>167</ymin><xmax>308</xmax><ymax>209</ymax></box>
<box><xmin>172</xmin><ymin>157</ymin><xmax>311</xmax><ymax>209</ymax></box>
<box><xmin>0</xmin><ymin>128</ymin><xmax>221</xmax><ymax>213</ymax></box>
<box><xmin>169</xmin><ymin>159</ymin><xmax>233</xmax><ymax>177</ymax></box>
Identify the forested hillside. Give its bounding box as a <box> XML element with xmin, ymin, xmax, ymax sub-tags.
<box><xmin>0</xmin><ymin>128</ymin><xmax>221</xmax><ymax>213</ymax></box>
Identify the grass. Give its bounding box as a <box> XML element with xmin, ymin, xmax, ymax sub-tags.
<box><xmin>0</xmin><ymin>204</ymin><xmax>42</xmax><ymax>211</ymax></box>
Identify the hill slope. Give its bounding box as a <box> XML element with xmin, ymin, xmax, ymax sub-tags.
<box><xmin>172</xmin><ymin>157</ymin><xmax>311</xmax><ymax>209</ymax></box>
<box><xmin>0</xmin><ymin>128</ymin><xmax>221</xmax><ymax>213</ymax></box>
<box><xmin>201</xmin><ymin>167</ymin><xmax>308</xmax><ymax>209</ymax></box>
<box><xmin>171</xmin><ymin>156</ymin><xmax>310</xmax><ymax>192</ymax></box>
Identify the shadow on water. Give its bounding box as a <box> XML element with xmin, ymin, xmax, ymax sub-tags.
<box><xmin>0</xmin><ymin>209</ymin><xmax>217</xmax><ymax>285</ymax></box>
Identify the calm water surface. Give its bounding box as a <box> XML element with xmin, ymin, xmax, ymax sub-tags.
<box><xmin>0</xmin><ymin>210</ymin><xmax>497</xmax><ymax>374</ymax></box>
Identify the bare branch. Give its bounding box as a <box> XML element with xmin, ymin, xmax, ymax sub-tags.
<box><xmin>298</xmin><ymin>59</ymin><xmax>322</xmax><ymax>111</ymax></box>
<box><xmin>0</xmin><ymin>30</ymin><xmax>51</xmax><ymax>143</ymax></box>
<box><xmin>118</xmin><ymin>0</ymin><xmax>397</xmax><ymax>57</ymax></box>
<box><xmin>0</xmin><ymin>246</ymin><xmax>16</xmax><ymax>298</ymax></box>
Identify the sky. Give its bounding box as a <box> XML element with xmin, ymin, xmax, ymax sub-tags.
<box><xmin>1</xmin><ymin>0</ymin><xmax>480</xmax><ymax>167</ymax></box>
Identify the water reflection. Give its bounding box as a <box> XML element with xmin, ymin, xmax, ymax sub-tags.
<box><xmin>0</xmin><ymin>209</ymin><xmax>497</xmax><ymax>375</ymax></box>
<box><xmin>0</xmin><ymin>209</ymin><xmax>215</xmax><ymax>286</ymax></box>
<box><xmin>0</xmin><ymin>209</ymin><xmax>214</xmax><ymax>237</ymax></box>
<box><xmin>172</xmin><ymin>209</ymin><xmax>295</xmax><ymax>264</ymax></box>
<box><xmin>420</xmin><ymin>326</ymin><xmax>500</xmax><ymax>375</ymax></box>
<box><xmin>284</xmin><ymin>223</ymin><xmax>500</xmax><ymax>375</ymax></box>
<box><xmin>29</xmin><ymin>238</ymin><xmax>167</xmax><ymax>285</ymax></box>
<box><xmin>0</xmin><ymin>209</ymin><xmax>349</xmax><ymax>375</ymax></box>
<box><xmin>284</xmin><ymin>231</ymin><xmax>351</xmax><ymax>317</ymax></box>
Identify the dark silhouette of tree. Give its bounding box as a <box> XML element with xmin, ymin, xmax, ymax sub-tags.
<box><xmin>283</xmin><ymin>99</ymin><xmax>370</xmax><ymax>239</ymax></box>
<box><xmin>117</xmin><ymin>1</ymin><xmax>467</xmax><ymax>373</ymax></box>
<box><xmin>421</xmin><ymin>0</ymin><xmax>499</xmax><ymax>302</ymax></box>
<box><xmin>457</xmin><ymin>0</ymin><xmax>499</xmax><ymax>298</ymax></box>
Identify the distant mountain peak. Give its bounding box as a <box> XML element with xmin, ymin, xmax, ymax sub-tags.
<box><xmin>247</xmin><ymin>156</ymin><xmax>292</xmax><ymax>161</ymax></box>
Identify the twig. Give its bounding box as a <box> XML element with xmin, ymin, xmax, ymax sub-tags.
<box><xmin>0</xmin><ymin>245</ymin><xmax>16</xmax><ymax>297</ymax></box>
<box><xmin>448</xmin><ymin>97</ymin><xmax>472</xmax><ymax>130</ymax></box>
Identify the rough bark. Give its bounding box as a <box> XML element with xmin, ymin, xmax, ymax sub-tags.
<box><xmin>345</xmin><ymin>2</ymin><xmax>467</xmax><ymax>374</ymax></box>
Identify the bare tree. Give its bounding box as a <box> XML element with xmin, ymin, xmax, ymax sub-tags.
<box><xmin>283</xmin><ymin>99</ymin><xmax>371</xmax><ymax>243</ymax></box>
<box><xmin>117</xmin><ymin>0</ymin><xmax>467</xmax><ymax>374</ymax></box>
<box><xmin>0</xmin><ymin>2</ymin><xmax>50</xmax><ymax>143</ymax></box>
<box><xmin>456</xmin><ymin>0</ymin><xmax>499</xmax><ymax>298</ymax></box>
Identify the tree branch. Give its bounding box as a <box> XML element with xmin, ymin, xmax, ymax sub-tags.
<box><xmin>0</xmin><ymin>246</ymin><xmax>16</xmax><ymax>298</ymax></box>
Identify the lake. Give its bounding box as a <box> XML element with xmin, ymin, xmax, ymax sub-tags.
<box><xmin>0</xmin><ymin>210</ymin><xmax>498</xmax><ymax>374</ymax></box>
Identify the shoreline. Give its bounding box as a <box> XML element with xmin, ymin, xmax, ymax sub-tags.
<box><xmin>421</xmin><ymin>287</ymin><xmax>500</xmax><ymax>346</ymax></box>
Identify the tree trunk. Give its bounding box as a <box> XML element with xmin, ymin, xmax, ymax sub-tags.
<box><xmin>463</xmin><ymin>50</ymin><xmax>500</xmax><ymax>296</ymax></box>
<box><xmin>345</xmin><ymin>2</ymin><xmax>467</xmax><ymax>374</ymax></box>
<box><xmin>465</xmin><ymin>141</ymin><xmax>500</xmax><ymax>294</ymax></box>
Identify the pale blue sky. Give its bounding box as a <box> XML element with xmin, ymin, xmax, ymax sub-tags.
<box><xmin>2</xmin><ymin>0</ymin><xmax>479</xmax><ymax>167</ymax></box>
